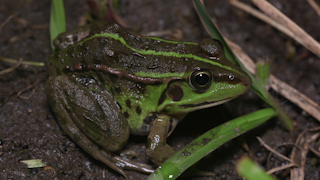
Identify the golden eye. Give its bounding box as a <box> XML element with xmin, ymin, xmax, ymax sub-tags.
<box><xmin>189</xmin><ymin>70</ymin><xmax>213</xmax><ymax>91</ymax></box>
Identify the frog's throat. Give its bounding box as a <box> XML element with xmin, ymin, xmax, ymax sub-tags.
<box><xmin>182</xmin><ymin>97</ymin><xmax>234</xmax><ymax>109</ymax></box>
<box><xmin>158</xmin><ymin>97</ymin><xmax>235</xmax><ymax>113</ymax></box>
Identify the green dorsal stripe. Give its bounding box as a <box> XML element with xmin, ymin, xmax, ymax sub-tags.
<box><xmin>91</xmin><ymin>33</ymin><xmax>233</xmax><ymax>69</ymax></box>
<box><xmin>69</xmin><ymin>32</ymin><xmax>243</xmax><ymax>78</ymax></box>
<box><xmin>145</xmin><ymin>37</ymin><xmax>198</xmax><ymax>45</ymax></box>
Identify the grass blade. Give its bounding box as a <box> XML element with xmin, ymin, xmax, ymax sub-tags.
<box><xmin>237</xmin><ymin>157</ymin><xmax>276</xmax><ymax>180</ymax></box>
<box><xmin>148</xmin><ymin>108</ymin><xmax>276</xmax><ymax>180</ymax></box>
<box><xmin>50</xmin><ymin>0</ymin><xmax>66</xmax><ymax>51</ymax></box>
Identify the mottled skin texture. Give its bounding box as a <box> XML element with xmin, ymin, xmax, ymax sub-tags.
<box><xmin>46</xmin><ymin>22</ymin><xmax>251</xmax><ymax>177</ymax></box>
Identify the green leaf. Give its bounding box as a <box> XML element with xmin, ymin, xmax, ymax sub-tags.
<box><xmin>20</xmin><ymin>159</ymin><xmax>46</xmax><ymax>168</ymax></box>
<box><xmin>237</xmin><ymin>157</ymin><xmax>277</xmax><ymax>180</ymax></box>
<box><xmin>50</xmin><ymin>0</ymin><xmax>66</xmax><ymax>51</ymax></box>
<box><xmin>0</xmin><ymin>57</ymin><xmax>45</xmax><ymax>66</ymax></box>
<box><xmin>256</xmin><ymin>61</ymin><xmax>270</xmax><ymax>87</ymax></box>
<box><xmin>148</xmin><ymin>108</ymin><xmax>276</xmax><ymax>180</ymax></box>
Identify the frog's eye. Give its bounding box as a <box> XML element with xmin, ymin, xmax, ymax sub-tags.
<box><xmin>213</xmin><ymin>39</ymin><xmax>224</xmax><ymax>49</ymax></box>
<box><xmin>189</xmin><ymin>70</ymin><xmax>213</xmax><ymax>91</ymax></box>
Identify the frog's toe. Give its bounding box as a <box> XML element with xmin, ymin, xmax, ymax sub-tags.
<box><xmin>112</xmin><ymin>156</ymin><xmax>155</xmax><ymax>174</ymax></box>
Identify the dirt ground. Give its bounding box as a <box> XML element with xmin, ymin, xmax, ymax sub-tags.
<box><xmin>1</xmin><ymin>0</ymin><xmax>320</xmax><ymax>179</ymax></box>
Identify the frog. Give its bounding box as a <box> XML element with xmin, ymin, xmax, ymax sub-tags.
<box><xmin>46</xmin><ymin>22</ymin><xmax>252</xmax><ymax>178</ymax></box>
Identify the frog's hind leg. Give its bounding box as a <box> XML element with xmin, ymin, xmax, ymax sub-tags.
<box><xmin>46</xmin><ymin>75</ymin><xmax>130</xmax><ymax>178</ymax></box>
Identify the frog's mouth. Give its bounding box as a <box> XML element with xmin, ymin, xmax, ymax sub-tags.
<box><xmin>179</xmin><ymin>97</ymin><xmax>235</xmax><ymax>111</ymax></box>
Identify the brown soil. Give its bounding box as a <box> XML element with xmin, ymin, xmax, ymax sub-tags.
<box><xmin>1</xmin><ymin>0</ymin><xmax>319</xmax><ymax>179</ymax></box>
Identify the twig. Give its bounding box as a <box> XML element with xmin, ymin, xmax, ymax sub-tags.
<box><xmin>266</xmin><ymin>143</ymin><xmax>303</xmax><ymax>170</ymax></box>
<box><xmin>307</xmin><ymin>0</ymin><xmax>320</xmax><ymax>18</ymax></box>
<box><xmin>257</xmin><ymin>137</ymin><xmax>295</xmax><ymax>164</ymax></box>
<box><xmin>290</xmin><ymin>129</ymin><xmax>320</xmax><ymax>180</ymax></box>
<box><xmin>0</xmin><ymin>58</ymin><xmax>23</xmax><ymax>75</ymax></box>
<box><xmin>0</xmin><ymin>57</ymin><xmax>45</xmax><ymax>66</ymax></box>
<box><xmin>251</xmin><ymin>0</ymin><xmax>320</xmax><ymax>57</ymax></box>
<box><xmin>0</xmin><ymin>15</ymin><xmax>14</xmax><ymax>31</ymax></box>
<box><xmin>270</xmin><ymin>74</ymin><xmax>320</xmax><ymax>122</ymax></box>
<box><xmin>266</xmin><ymin>163</ymin><xmax>297</xmax><ymax>174</ymax></box>
<box><xmin>308</xmin><ymin>146</ymin><xmax>320</xmax><ymax>157</ymax></box>
<box><xmin>17</xmin><ymin>83</ymin><xmax>39</xmax><ymax>100</ymax></box>
<box><xmin>229</xmin><ymin>0</ymin><xmax>297</xmax><ymax>44</ymax></box>
<box><xmin>227</xmin><ymin>40</ymin><xmax>320</xmax><ymax>122</ymax></box>
<box><xmin>257</xmin><ymin>137</ymin><xmax>299</xmax><ymax>175</ymax></box>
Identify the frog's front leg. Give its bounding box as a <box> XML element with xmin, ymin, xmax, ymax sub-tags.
<box><xmin>46</xmin><ymin>75</ymin><xmax>131</xmax><ymax>177</ymax></box>
<box><xmin>146</xmin><ymin>116</ymin><xmax>176</xmax><ymax>166</ymax></box>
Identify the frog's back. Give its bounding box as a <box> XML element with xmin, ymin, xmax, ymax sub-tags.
<box><xmin>48</xmin><ymin>22</ymin><xmax>241</xmax><ymax>83</ymax></box>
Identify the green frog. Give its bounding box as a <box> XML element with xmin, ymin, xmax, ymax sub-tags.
<box><xmin>46</xmin><ymin>22</ymin><xmax>252</xmax><ymax>178</ymax></box>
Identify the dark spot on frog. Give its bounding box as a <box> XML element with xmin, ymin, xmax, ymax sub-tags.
<box><xmin>124</xmin><ymin>112</ymin><xmax>129</xmax><ymax>118</ymax></box>
<box><xmin>143</xmin><ymin>113</ymin><xmax>157</xmax><ymax>125</ymax></box>
<box><xmin>125</xmin><ymin>99</ymin><xmax>131</xmax><ymax>108</ymax></box>
<box><xmin>136</xmin><ymin>106</ymin><xmax>141</xmax><ymax>114</ymax></box>
<box><xmin>167</xmin><ymin>85</ymin><xmax>183</xmax><ymax>101</ymax></box>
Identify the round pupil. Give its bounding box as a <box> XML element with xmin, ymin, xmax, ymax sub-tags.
<box><xmin>195</xmin><ymin>73</ymin><xmax>209</xmax><ymax>86</ymax></box>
